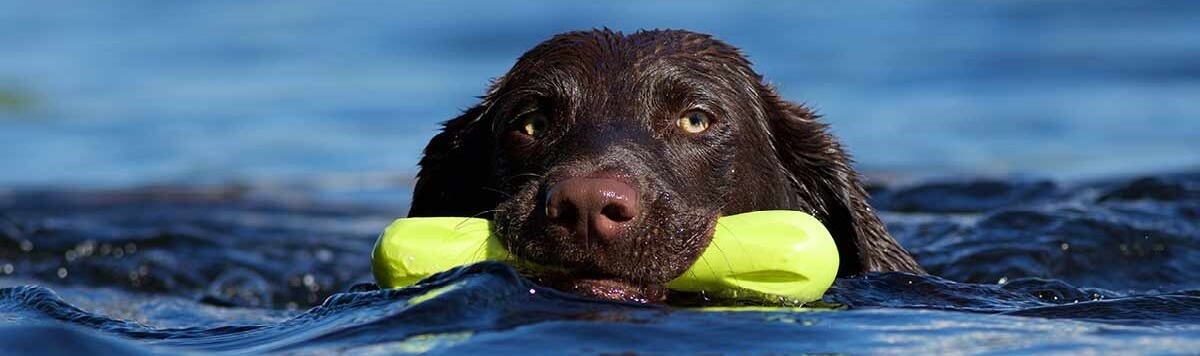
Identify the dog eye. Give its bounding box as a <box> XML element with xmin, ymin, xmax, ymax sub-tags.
<box><xmin>677</xmin><ymin>110</ymin><xmax>711</xmax><ymax>134</ymax></box>
<box><xmin>519</xmin><ymin>112</ymin><xmax>548</xmax><ymax>137</ymax></box>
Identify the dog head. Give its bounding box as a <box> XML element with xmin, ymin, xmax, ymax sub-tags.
<box><xmin>409</xmin><ymin>29</ymin><xmax>922</xmax><ymax>302</ymax></box>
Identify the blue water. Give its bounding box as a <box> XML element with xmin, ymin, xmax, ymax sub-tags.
<box><xmin>3</xmin><ymin>1</ymin><xmax>1199</xmax><ymax>189</ymax></box>
<box><xmin>2</xmin><ymin>1</ymin><xmax>1200</xmax><ymax>354</ymax></box>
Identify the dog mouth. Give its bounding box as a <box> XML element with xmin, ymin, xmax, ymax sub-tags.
<box><xmin>491</xmin><ymin>175</ymin><xmax>720</xmax><ymax>303</ymax></box>
<box><xmin>526</xmin><ymin>270</ymin><xmax>670</xmax><ymax>303</ymax></box>
<box><xmin>497</xmin><ymin>217</ymin><xmax>717</xmax><ymax>303</ymax></box>
<box><xmin>505</xmin><ymin>215</ymin><xmax>719</xmax><ymax>304</ymax></box>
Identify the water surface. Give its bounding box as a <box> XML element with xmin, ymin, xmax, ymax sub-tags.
<box><xmin>2</xmin><ymin>1</ymin><xmax>1199</xmax><ymax>354</ymax></box>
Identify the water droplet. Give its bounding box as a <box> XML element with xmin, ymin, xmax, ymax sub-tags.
<box><xmin>997</xmin><ymin>276</ymin><xmax>1008</xmax><ymax>284</ymax></box>
<box><xmin>77</xmin><ymin>241</ymin><xmax>96</xmax><ymax>256</ymax></box>
<box><xmin>124</xmin><ymin>243</ymin><xmax>137</xmax><ymax>254</ymax></box>
<box><xmin>113</xmin><ymin>249</ymin><xmax>125</xmax><ymax>258</ymax></box>
<box><xmin>56</xmin><ymin>267</ymin><xmax>68</xmax><ymax>278</ymax></box>
<box><xmin>316</xmin><ymin>249</ymin><xmax>334</xmax><ymax>262</ymax></box>
<box><xmin>1060</xmin><ymin>242</ymin><xmax>1069</xmax><ymax>251</ymax></box>
<box><xmin>19</xmin><ymin>240</ymin><xmax>32</xmax><ymax>252</ymax></box>
<box><xmin>2</xmin><ymin>263</ymin><xmax>12</xmax><ymax>274</ymax></box>
<box><xmin>303</xmin><ymin>274</ymin><xmax>319</xmax><ymax>292</ymax></box>
<box><xmin>65</xmin><ymin>250</ymin><xmax>78</xmax><ymax>261</ymax></box>
<box><xmin>528</xmin><ymin>288</ymin><xmax>536</xmax><ymax>294</ymax></box>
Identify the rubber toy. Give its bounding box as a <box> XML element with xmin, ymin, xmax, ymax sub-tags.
<box><xmin>372</xmin><ymin>210</ymin><xmax>838</xmax><ymax>303</ymax></box>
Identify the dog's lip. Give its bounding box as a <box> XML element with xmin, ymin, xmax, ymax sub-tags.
<box><xmin>521</xmin><ymin>267</ymin><xmax>668</xmax><ymax>303</ymax></box>
<box><xmin>498</xmin><ymin>201</ymin><xmax>720</xmax><ymax>303</ymax></box>
<box><xmin>541</xmin><ymin>276</ymin><xmax>668</xmax><ymax>303</ymax></box>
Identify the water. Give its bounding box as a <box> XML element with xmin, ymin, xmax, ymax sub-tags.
<box><xmin>2</xmin><ymin>1</ymin><xmax>1200</xmax><ymax>354</ymax></box>
<box><xmin>3</xmin><ymin>173</ymin><xmax>1199</xmax><ymax>354</ymax></box>
<box><xmin>2</xmin><ymin>1</ymin><xmax>1199</xmax><ymax>188</ymax></box>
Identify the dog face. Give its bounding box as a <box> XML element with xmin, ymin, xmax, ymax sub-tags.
<box><xmin>409</xmin><ymin>29</ymin><xmax>922</xmax><ymax>302</ymax></box>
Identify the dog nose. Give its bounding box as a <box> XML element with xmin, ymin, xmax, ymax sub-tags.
<box><xmin>545</xmin><ymin>178</ymin><xmax>639</xmax><ymax>244</ymax></box>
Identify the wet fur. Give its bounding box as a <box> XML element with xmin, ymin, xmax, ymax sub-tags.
<box><xmin>409</xmin><ymin>29</ymin><xmax>924</xmax><ymax>299</ymax></box>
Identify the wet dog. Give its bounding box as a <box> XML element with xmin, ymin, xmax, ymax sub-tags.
<box><xmin>409</xmin><ymin>29</ymin><xmax>923</xmax><ymax>302</ymax></box>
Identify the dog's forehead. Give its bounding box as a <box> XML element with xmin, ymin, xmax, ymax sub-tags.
<box><xmin>502</xmin><ymin>30</ymin><xmax>754</xmax><ymax>88</ymax></box>
<box><xmin>536</xmin><ymin>30</ymin><xmax>744</xmax><ymax>62</ymax></box>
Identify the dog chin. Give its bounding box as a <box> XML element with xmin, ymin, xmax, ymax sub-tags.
<box><xmin>531</xmin><ymin>272</ymin><xmax>668</xmax><ymax>303</ymax></box>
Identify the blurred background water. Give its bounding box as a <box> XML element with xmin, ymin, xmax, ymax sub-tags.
<box><xmin>3</xmin><ymin>1</ymin><xmax>1200</xmax><ymax>354</ymax></box>
<box><xmin>2</xmin><ymin>0</ymin><xmax>1196</xmax><ymax>193</ymax></box>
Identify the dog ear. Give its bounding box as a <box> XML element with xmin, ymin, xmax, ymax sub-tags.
<box><xmin>761</xmin><ymin>87</ymin><xmax>925</xmax><ymax>276</ymax></box>
<box><xmin>408</xmin><ymin>104</ymin><xmax>503</xmax><ymax>218</ymax></box>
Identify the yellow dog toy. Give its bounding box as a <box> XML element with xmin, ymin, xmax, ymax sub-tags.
<box><xmin>372</xmin><ymin>210</ymin><xmax>838</xmax><ymax>303</ymax></box>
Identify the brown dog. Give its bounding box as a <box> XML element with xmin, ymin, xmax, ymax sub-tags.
<box><xmin>409</xmin><ymin>29</ymin><xmax>923</xmax><ymax>302</ymax></box>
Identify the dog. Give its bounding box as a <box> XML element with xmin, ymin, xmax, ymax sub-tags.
<box><xmin>408</xmin><ymin>29</ymin><xmax>923</xmax><ymax>302</ymax></box>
